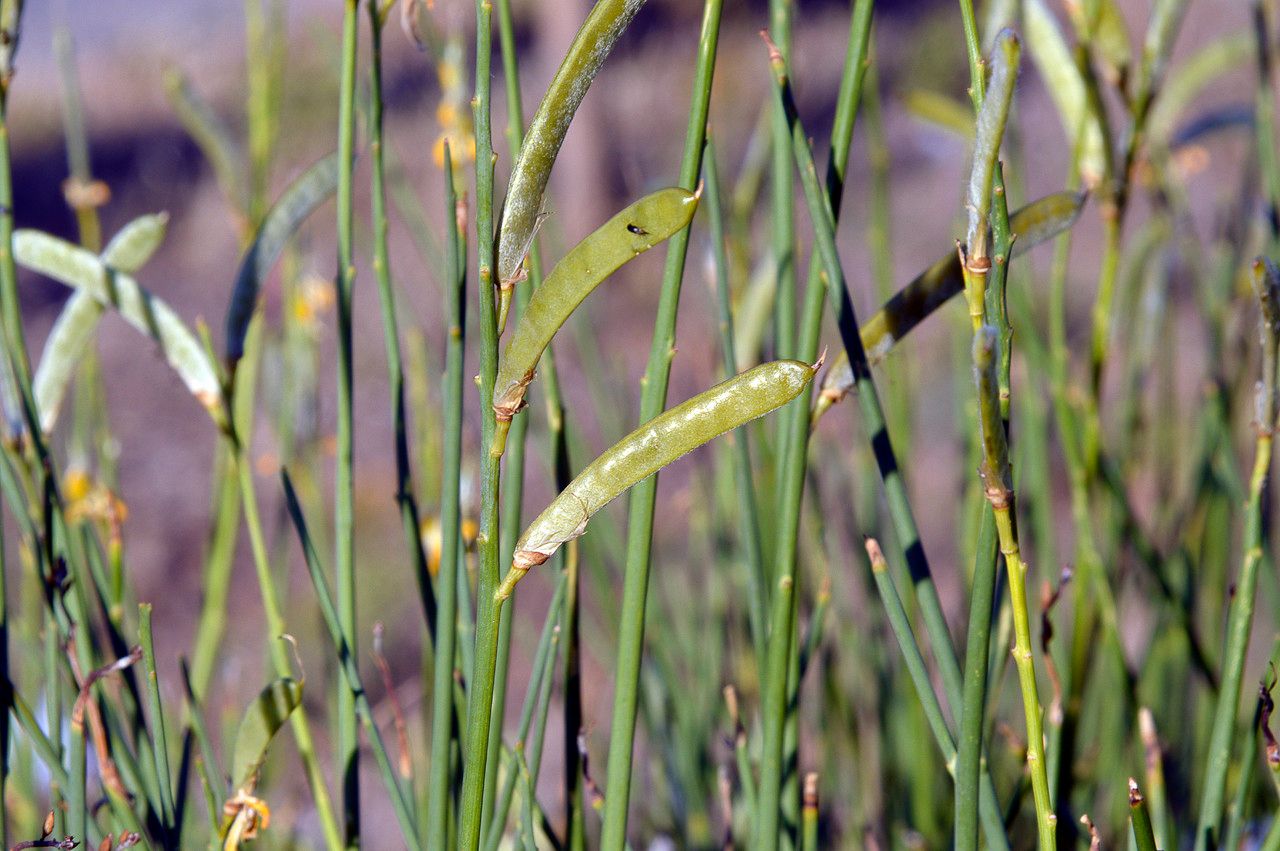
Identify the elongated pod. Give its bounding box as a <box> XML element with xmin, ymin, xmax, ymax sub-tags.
<box><xmin>14</xmin><ymin>229</ymin><xmax>225</xmax><ymax>427</ymax></box>
<box><xmin>493</xmin><ymin>186</ymin><xmax>698</xmax><ymax>422</ymax></box>
<box><xmin>34</xmin><ymin>213</ymin><xmax>170</xmax><ymax>433</ymax></box>
<box><xmin>496</xmin><ymin>358</ymin><xmax>817</xmax><ymax>598</ymax></box>
<box><xmin>226</xmin><ymin>153</ymin><xmax>341</xmax><ymax>366</ymax></box>
<box><xmin>496</xmin><ymin>0</ymin><xmax>646</xmax><ymax>295</ymax></box>
<box><xmin>813</xmin><ymin>190</ymin><xmax>1085</xmax><ymax>422</ymax></box>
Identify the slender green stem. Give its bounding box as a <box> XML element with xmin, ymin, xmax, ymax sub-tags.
<box><xmin>0</xmin><ymin>0</ymin><xmax>30</xmax><ymax>388</ymax></box>
<box><xmin>458</xmin><ymin>0</ymin><xmax>502</xmax><ymax>843</ymax></box>
<box><xmin>235</xmin><ymin>450</ymin><xmax>342</xmax><ymax>851</ymax></box>
<box><xmin>367</xmin><ymin>0</ymin><xmax>436</xmax><ymax>646</ymax></box>
<box><xmin>755</xmin><ymin>5</ymin><xmax>872</xmax><ymax>847</ymax></box>
<box><xmin>282</xmin><ymin>472</ymin><xmax>423</xmax><ymax>850</ymax></box>
<box><xmin>956</xmin><ymin>155</ymin><xmax>1013</xmax><ymax>851</ymax></box>
<box><xmin>139</xmin><ymin>604</ymin><xmax>175</xmax><ymax>846</ymax></box>
<box><xmin>760</xmin><ymin>24</ymin><xmax>1011</xmax><ymax>851</ymax></box>
<box><xmin>768</xmin><ymin>0</ymin><xmax>795</xmax><ymax>361</ymax></box>
<box><xmin>482</xmin><ymin>571</ymin><xmax>568</xmax><ymax>851</ymax></box>
<box><xmin>428</xmin><ymin>143</ymin><xmax>467</xmax><ymax>851</ymax></box>
<box><xmin>599</xmin><ymin>4</ymin><xmax>722</xmax><ymax>847</ymax></box>
<box><xmin>703</xmin><ymin>139</ymin><xmax>768</xmax><ymax>671</ymax></box>
<box><xmin>1194</xmin><ymin>265</ymin><xmax>1277</xmax><ymax>849</ymax></box>
<box><xmin>333</xmin><ymin>0</ymin><xmax>360</xmax><ymax>843</ymax></box>
<box><xmin>482</xmin><ymin>0</ymin><xmax>543</xmax><ymax>827</ymax></box>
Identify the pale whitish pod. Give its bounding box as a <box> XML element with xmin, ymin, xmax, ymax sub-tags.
<box><xmin>33</xmin><ymin>214</ymin><xmax>172</xmax><ymax>433</ymax></box>
<box><xmin>814</xmin><ymin>191</ymin><xmax>1085</xmax><ymax>422</ymax></box>
<box><xmin>226</xmin><ymin>153</ymin><xmax>341</xmax><ymax>365</ymax></box>
<box><xmin>493</xmin><ymin>187</ymin><xmax>699</xmax><ymax>421</ymax></box>
<box><xmin>14</xmin><ymin>230</ymin><xmax>225</xmax><ymax>426</ymax></box>
<box><xmin>496</xmin><ymin>0</ymin><xmax>646</xmax><ymax>289</ymax></box>
<box><xmin>103</xmin><ymin>213</ymin><xmax>171</xmax><ymax>273</ymax></box>
<box><xmin>496</xmin><ymin>358</ymin><xmax>817</xmax><ymax>598</ymax></box>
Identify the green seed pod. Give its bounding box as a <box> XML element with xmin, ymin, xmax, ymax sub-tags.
<box><xmin>496</xmin><ymin>0</ymin><xmax>646</xmax><ymax>291</ymax></box>
<box><xmin>493</xmin><ymin>187</ymin><xmax>699</xmax><ymax>421</ymax></box>
<box><xmin>230</xmin><ymin>677</ymin><xmax>304</xmax><ymax>791</ymax></box>
<box><xmin>497</xmin><ymin>358</ymin><xmax>817</xmax><ymax>598</ymax></box>
<box><xmin>814</xmin><ymin>190</ymin><xmax>1085</xmax><ymax>423</ymax></box>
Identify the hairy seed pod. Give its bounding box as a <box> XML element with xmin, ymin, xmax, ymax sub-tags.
<box><xmin>496</xmin><ymin>0</ymin><xmax>646</xmax><ymax>291</ymax></box>
<box><xmin>493</xmin><ymin>187</ymin><xmax>699</xmax><ymax>422</ymax></box>
<box><xmin>497</xmin><ymin>358</ymin><xmax>817</xmax><ymax>598</ymax></box>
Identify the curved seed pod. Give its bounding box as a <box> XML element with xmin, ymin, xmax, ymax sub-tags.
<box><xmin>496</xmin><ymin>0</ymin><xmax>646</xmax><ymax>291</ymax></box>
<box><xmin>497</xmin><ymin>358</ymin><xmax>817</xmax><ymax>598</ymax></box>
<box><xmin>103</xmin><ymin>212</ymin><xmax>171</xmax><ymax>273</ymax></box>
<box><xmin>493</xmin><ymin>187</ymin><xmax>698</xmax><ymax>421</ymax></box>
<box><xmin>34</xmin><ymin>214</ymin><xmax>171</xmax><ymax>433</ymax></box>
<box><xmin>226</xmin><ymin>152</ymin><xmax>341</xmax><ymax>365</ymax></box>
<box><xmin>230</xmin><ymin>677</ymin><xmax>303</xmax><ymax>791</ymax></box>
<box><xmin>1024</xmin><ymin>0</ymin><xmax>1107</xmax><ymax>185</ymax></box>
<box><xmin>860</xmin><ymin>190</ymin><xmax>1085</xmax><ymax>363</ymax></box>
<box><xmin>814</xmin><ymin>191</ymin><xmax>1085</xmax><ymax>423</ymax></box>
<box><xmin>14</xmin><ymin>229</ymin><xmax>225</xmax><ymax>425</ymax></box>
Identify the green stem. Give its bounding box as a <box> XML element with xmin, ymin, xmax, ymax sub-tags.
<box><xmin>428</xmin><ymin>143</ymin><xmax>467</xmax><ymax>851</ymax></box>
<box><xmin>955</xmin><ymin>162</ymin><xmax>1013</xmax><ymax>851</ymax></box>
<box><xmin>703</xmin><ymin>139</ymin><xmax>768</xmax><ymax>672</ymax></box>
<box><xmin>768</xmin><ymin>0</ymin><xmax>795</xmax><ymax>361</ymax></box>
<box><xmin>458</xmin><ymin>0</ymin><xmax>502</xmax><ymax>843</ymax></box>
<box><xmin>139</xmin><ymin>604</ymin><xmax>175</xmax><ymax>846</ymax></box>
<box><xmin>599</xmin><ymin>4</ymin><xmax>722</xmax><ymax>847</ymax></box>
<box><xmin>235</xmin><ymin>451</ymin><xmax>342</xmax><ymax>851</ymax></box>
<box><xmin>334</xmin><ymin>0</ymin><xmax>360</xmax><ymax>843</ymax></box>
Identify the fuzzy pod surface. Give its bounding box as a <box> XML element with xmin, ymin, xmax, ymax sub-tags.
<box><xmin>496</xmin><ymin>0</ymin><xmax>646</xmax><ymax>289</ymax></box>
<box><xmin>497</xmin><ymin>358</ymin><xmax>817</xmax><ymax>597</ymax></box>
<box><xmin>493</xmin><ymin>186</ymin><xmax>699</xmax><ymax>419</ymax></box>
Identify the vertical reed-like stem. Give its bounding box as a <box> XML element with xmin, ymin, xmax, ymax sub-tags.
<box><xmin>599</xmin><ymin>3</ymin><xmax>722</xmax><ymax>847</ymax></box>
<box><xmin>458</xmin><ymin>0</ymin><xmax>502</xmax><ymax>844</ymax></box>
<box><xmin>428</xmin><ymin>143</ymin><xmax>467</xmax><ymax>851</ymax></box>
<box><xmin>755</xmin><ymin>5</ymin><xmax>871</xmax><ymax>846</ymax></box>
<box><xmin>334</xmin><ymin>0</ymin><xmax>360</xmax><ymax>843</ymax></box>
<box><xmin>1194</xmin><ymin>260</ymin><xmax>1279</xmax><ymax>850</ymax></box>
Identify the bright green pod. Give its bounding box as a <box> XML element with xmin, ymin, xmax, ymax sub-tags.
<box><xmin>34</xmin><ymin>213</ymin><xmax>170</xmax><ymax>432</ymax></box>
<box><xmin>813</xmin><ymin>190</ymin><xmax>1085</xmax><ymax>422</ymax></box>
<box><xmin>496</xmin><ymin>0</ymin><xmax>646</xmax><ymax>295</ymax></box>
<box><xmin>493</xmin><ymin>186</ymin><xmax>699</xmax><ymax>422</ymax></box>
<box><xmin>496</xmin><ymin>358</ymin><xmax>817</xmax><ymax>598</ymax></box>
<box><xmin>226</xmin><ymin>152</ymin><xmax>341</xmax><ymax>365</ymax></box>
<box><xmin>230</xmin><ymin>677</ymin><xmax>304</xmax><ymax>791</ymax></box>
<box><xmin>14</xmin><ymin>229</ymin><xmax>226</xmax><ymax>427</ymax></box>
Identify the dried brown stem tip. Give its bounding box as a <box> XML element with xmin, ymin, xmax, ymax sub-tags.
<box><xmin>802</xmin><ymin>772</ymin><xmax>819</xmax><ymax>811</ymax></box>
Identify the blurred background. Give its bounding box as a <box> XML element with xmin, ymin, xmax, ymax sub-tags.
<box><xmin>5</xmin><ymin>0</ymin><xmax>1268</xmax><ymax>845</ymax></box>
